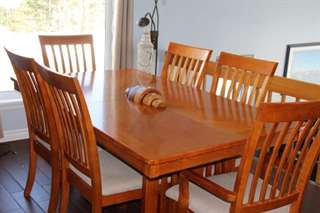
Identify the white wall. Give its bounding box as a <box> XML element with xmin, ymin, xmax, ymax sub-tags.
<box><xmin>0</xmin><ymin>91</ymin><xmax>28</xmax><ymax>143</ymax></box>
<box><xmin>134</xmin><ymin>0</ymin><xmax>320</xmax><ymax>75</ymax></box>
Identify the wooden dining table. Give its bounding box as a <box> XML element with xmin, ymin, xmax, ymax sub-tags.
<box><xmin>72</xmin><ymin>69</ymin><xmax>255</xmax><ymax>212</ymax></box>
<box><xmin>12</xmin><ymin>69</ymin><xmax>257</xmax><ymax>212</ymax></box>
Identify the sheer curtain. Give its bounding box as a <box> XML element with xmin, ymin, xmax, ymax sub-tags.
<box><xmin>105</xmin><ymin>0</ymin><xmax>134</xmax><ymax>70</ymax></box>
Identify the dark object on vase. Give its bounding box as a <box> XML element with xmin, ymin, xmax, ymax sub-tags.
<box><xmin>138</xmin><ymin>0</ymin><xmax>159</xmax><ymax>76</ymax></box>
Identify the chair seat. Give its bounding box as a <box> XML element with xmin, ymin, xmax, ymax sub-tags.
<box><xmin>71</xmin><ymin>149</ymin><xmax>142</xmax><ymax>196</ymax></box>
<box><xmin>166</xmin><ymin>172</ymin><xmax>289</xmax><ymax>213</ymax></box>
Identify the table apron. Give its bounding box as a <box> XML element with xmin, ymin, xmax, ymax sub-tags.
<box><xmin>154</xmin><ymin>143</ymin><xmax>244</xmax><ymax>178</ymax></box>
<box><xmin>96</xmin><ymin>129</ymin><xmax>245</xmax><ymax>179</ymax></box>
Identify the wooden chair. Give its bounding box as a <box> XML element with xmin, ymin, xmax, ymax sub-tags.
<box><xmin>37</xmin><ymin>64</ymin><xmax>142</xmax><ymax>213</ymax></box>
<box><xmin>161</xmin><ymin>42</ymin><xmax>212</xmax><ymax>89</ymax></box>
<box><xmin>266</xmin><ymin>76</ymin><xmax>320</xmax><ymax>184</ymax></box>
<box><xmin>209</xmin><ymin>52</ymin><xmax>278</xmax><ymax>107</ymax></box>
<box><xmin>5</xmin><ymin>49</ymin><xmax>60</xmax><ymax>213</ymax></box>
<box><xmin>199</xmin><ymin>55</ymin><xmax>278</xmax><ymax>177</ymax></box>
<box><xmin>39</xmin><ymin>34</ymin><xmax>96</xmax><ymax>73</ymax></box>
<box><xmin>166</xmin><ymin>101</ymin><xmax>320</xmax><ymax>213</ymax></box>
<box><xmin>204</xmin><ymin>74</ymin><xmax>320</xmax><ymax>180</ymax></box>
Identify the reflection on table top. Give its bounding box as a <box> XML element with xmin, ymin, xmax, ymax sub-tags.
<box><xmin>79</xmin><ymin>69</ymin><xmax>256</xmax><ymax>177</ymax></box>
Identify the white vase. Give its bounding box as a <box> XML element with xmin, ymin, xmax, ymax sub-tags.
<box><xmin>137</xmin><ymin>28</ymin><xmax>154</xmax><ymax>74</ymax></box>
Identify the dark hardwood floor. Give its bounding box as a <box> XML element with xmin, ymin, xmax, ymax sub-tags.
<box><xmin>0</xmin><ymin>140</ymin><xmax>140</xmax><ymax>213</ymax></box>
<box><xmin>0</xmin><ymin>140</ymin><xmax>320</xmax><ymax>213</ymax></box>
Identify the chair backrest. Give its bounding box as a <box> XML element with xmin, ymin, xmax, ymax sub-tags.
<box><xmin>210</xmin><ymin>52</ymin><xmax>278</xmax><ymax>107</ymax></box>
<box><xmin>234</xmin><ymin>101</ymin><xmax>320</xmax><ymax>212</ymax></box>
<box><xmin>266</xmin><ymin>76</ymin><xmax>320</xmax><ymax>103</ymax></box>
<box><xmin>37</xmin><ymin>64</ymin><xmax>101</xmax><ymax>190</ymax></box>
<box><xmin>5</xmin><ymin>49</ymin><xmax>55</xmax><ymax>149</ymax></box>
<box><xmin>39</xmin><ymin>34</ymin><xmax>96</xmax><ymax>74</ymax></box>
<box><xmin>265</xmin><ymin>76</ymin><xmax>320</xmax><ymax>185</ymax></box>
<box><xmin>161</xmin><ymin>42</ymin><xmax>212</xmax><ymax>89</ymax></box>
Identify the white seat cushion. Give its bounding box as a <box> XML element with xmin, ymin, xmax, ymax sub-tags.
<box><xmin>70</xmin><ymin>149</ymin><xmax>142</xmax><ymax>196</ymax></box>
<box><xmin>166</xmin><ymin>172</ymin><xmax>290</xmax><ymax>213</ymax></box>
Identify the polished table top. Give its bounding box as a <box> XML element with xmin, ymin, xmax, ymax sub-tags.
<box><xmin>77</xmin><ymin>69</ymin><xmax>256</xmax><ymax>178</ymax></box>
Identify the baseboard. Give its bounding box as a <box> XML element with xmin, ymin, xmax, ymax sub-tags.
<box><xmin>0</xmin><ymin>128</ymin><xmax>29</xmax><ymax>143</ymax></box>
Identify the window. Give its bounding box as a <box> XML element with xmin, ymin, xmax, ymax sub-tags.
<box><xmin>0</xmin><ymin>0</ymin><xmax>105</xmax><ymax>92</ymax></box>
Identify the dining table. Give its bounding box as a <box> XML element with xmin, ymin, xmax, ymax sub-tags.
<box><xmin>12</xmin><ymin>69</ymin><xmax>257</xmax><ymax>213</ymax></box>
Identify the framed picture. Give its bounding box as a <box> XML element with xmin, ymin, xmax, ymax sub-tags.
<box><xmin>283</xmin><ymin>42</ymin><xmax>320</xmax><ymax>84</ymax></box>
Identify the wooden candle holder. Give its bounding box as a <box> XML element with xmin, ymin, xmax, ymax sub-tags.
<box><xmin>125</xmin><ymin>85</ymin><xmax>166</xmax><ymax>109</ymax></box>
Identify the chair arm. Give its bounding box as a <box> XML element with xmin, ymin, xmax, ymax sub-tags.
<box><xmin>180</xmin><ymin>170</ymin><xmax>236</xmax><ymax>202</ymax></box>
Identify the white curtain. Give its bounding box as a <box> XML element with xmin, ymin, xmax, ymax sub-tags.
<box><xmin>104</xmin><ymin>0</ymin><xmax>134</xmax><ymax>70</ymax></box>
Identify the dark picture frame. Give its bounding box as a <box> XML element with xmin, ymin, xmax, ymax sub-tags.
<box><xmin>283</xmin><ymin>42</ymin><xmax>320</xmax><ymax>84</ymax></box>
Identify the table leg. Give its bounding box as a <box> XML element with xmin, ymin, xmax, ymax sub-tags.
<box><xmin>142</xmin><ymin>177</ymin><xmax>159</xmax><ymax>213</ymax></box>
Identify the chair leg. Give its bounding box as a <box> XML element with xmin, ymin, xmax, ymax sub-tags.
<box><xmin>289</xmin><ymin>198</ymin><xmax>302</xmax><ymax>213</ymax></box>
<box><xmin>159</xmin><ymin>177</ymin><xmax>170</xmax><ymax>213</ymax></box>
<box><xmin>24</xmin><ymin>137</ymin><xmax>37</xmax><ymax>198</ymax></box>
<box><xmin>59</xmin><ymin>170</ymin><xmax>70</xmax><ymax>213</ymax></box>
<box><xmin>48</xmin><ymin>158</ymin><xmax>60</xmax><ymax>213</ymax></box>
<box><xmin>91</xmin><ymin>202</ymin><xmax>101</xmax><ymax>213</ymax></box>
<box><xmin>159</xmin><ymin>192</ymin><xmax>167</xmax><ymax>213</ymax></box>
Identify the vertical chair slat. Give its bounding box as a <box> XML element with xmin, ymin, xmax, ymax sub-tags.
<box><xmin>67</xmin><ymin>44</ymin><xmax>73</xmax><ymax>73</ymax></box>
<box><xmin>81</xmin><ymin>44</ymin><xmax>87</xmax><ymax>71</ymax></box>
<box><xmin>226</xmin><ymin>67</ymin><xmax>238</xmax><ymax>100</ymax></box>
<box><xmin>179</xmin><ymin>57</ymin><xmax>190</xmax><ymax>84</ymax></box>
<box><xmin>90</xmin><ymin>42</ymin><xmax>96</xmax><ymax>71</ymax></box>
<box><xmin>188</xmin><ymin>59</ymin><xmax>200</xmax><ymax>86</ymax></box>
<box><xmin>194</xmin><ymin>61</ymin><xmax>207</xmax><ymax>89</ymax></box>
<box><xmin>240</xmin><ymin>71</ymin><xmax>252</xmax><ymax>104</ymax></box>
<box><xmin>205</xmin><ymin>165</ymin><xmax>213</xmax><ymax>177</ymax></box>
<box><xmin>220</xmin><ymin>66</ymin><xmax>229</xmax><ymax>97</ymax></box>
<box><xmin>266</xmin><ymin>91</ymin><xmax>272</xmax><ymax>103</ymax></box>
<box><xmin>169</xmin><ymin>54</ymin><xmax>178</xmax><ymax>81</ymax></box>
<box><xmin>173</xmin><ymin>55</ymin><xmax>183</xmax><ymax>82</ymax></box>
<box><xmin>233</xmin><ymin>69</ymin><xmax>246</xmax><ymax>101</ymax></box>
<box><xmin>51</xmin><ymin>45</ymin><xmax>59</xmax><ymax>72</ymax></box>
<box><xmin>59</xmin><ymin>45</ymin><xmax>66</xmax><ymax>73</ymax></box>
<box><xmin>74</xmin><ymin>44</ymin><xmax>80</xmax><ymax>72</ymax></box>
<box><xmin>248</xmin><ymin>73</ymin><xmax>261</xmax><ymax>105</ymax></box>
<box><xmin>185</xmin><ymin>58</ymin><xmax>195</xmax><ymax>86</ymax></box>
